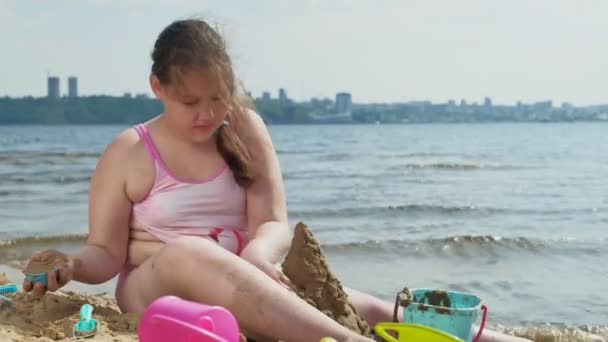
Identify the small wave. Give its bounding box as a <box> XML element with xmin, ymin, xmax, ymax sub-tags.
<box><xmin>276</xmin><ymin>149</ymin><xmax>325</xmax><ymax>155</ymax></box>
<box><xmin>0</xmin><ymin>171</ymin><xmax>92</xmax><ymax>185</ymax></box>
<box><xmin>387</xmin><ymin>162</ymin><xmax>515</xmax><ymax>171</ymax></box>
<box><xmin>0</xmin><ymin>234</ymin><xmax>86</xmax><ymax>248</ymax></box>
<box><xmin>316</xmin><ymin>152</ymin><xmax>353</xmax><ymax>161</ymax></box>
<box><xmin>394</xmin><ymin>152</ymin><xmax>459</xmax><ymax>158</ymax></box>
<box><xmin>290</xmin><ymin>204</ymin><xmax>499</xmax><ymax>219</ymax></box>
<box><xmin>323</xmin><ymin>235</ymin><xmax>606</xmax><ymax>259</ymax></box>
<box><xmin>289</xmin><ymin>204</ymin><xmax>600</xmax><ymax>219</ymax></box>
<box><xmin>0</xmin><ymin>151</ymin><xmax>100</xmax><ymax>165</ymax></box>
<box><xmin>385</xmin><ymin>152</ymin><xmax>492</xmax><ymax>159</ymax></box>
<box><xmin>283</xmin><ymin>173</ymin><xmax>443</xmax><ymax>183</ymax></box>
<box><xmin>322</xmin><ymin>235</ymin><xmax>545</xmax><ymax>255</ymax></box>
<box><xmin>0</xmin><ymin>234</ymin><xmax>87</xmax><ymax>262</ymax></box>
<box><xmin>0</xmin><ymin>151</ymin><xmax>100</xmax><ymax>159</ymax></box>
<box><xmin>51</xmin><ymin>175</ymin><xmax>91</xmax><ymax>184</ymax></box>
<box><xmin>282</xmin><ymin>170</ymin><xmax>383</xmax><ymax>180</ymax></box>
<box><xmin>0</xmin><ymin>189</ymin><xmax>37</xmax><ymax>197</ymax></box>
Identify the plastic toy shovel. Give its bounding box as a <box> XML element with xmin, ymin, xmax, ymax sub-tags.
<box><xmin>73</xmin><ymin>304</ymin><xmax>100</xmax><ymax>338</ymax></box>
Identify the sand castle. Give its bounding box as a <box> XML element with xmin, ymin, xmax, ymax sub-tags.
<box><xmin>282</xmin><ymin>222</ymin><xmax>372</xmax><ymax>337</ymax></box>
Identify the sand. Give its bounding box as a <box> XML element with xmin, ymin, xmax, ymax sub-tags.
<box><xmin>23</xmin><ymin>256</ymin><xmax>65</xmax><ymax>275</ymax></box>
<box><xmin>499</xmin><ymin>325</ymin><xmax>607</xmax><ymax>342</ymax></box>
<box><xmin>0</xmin><ymin>222</ymin><xmax>374</xmax><ymax>341</ymax></box>
<box><xmin>1</xmin><ymin>223</ymin><xmax>607</xmax><ymax>341</ymax></box>
<box><xmin>2</xmin><ymin>283</ymin><xmax>606</xmax><ymax>342</ymax></box>
<box><xmin>282</xmin><ymin>222</ymin><xmax>372</xmax><ymax>337</ymax></box>
<box><xmin>0</xmin><ymin>273</ymin><xmax>139</xmax><ymax>341</ymax></box>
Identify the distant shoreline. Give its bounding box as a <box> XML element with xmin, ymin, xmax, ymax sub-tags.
<box><xmin>1</xmin><ymin>96</ymin><xmax>607</xmax><ymax>124</ymax></box>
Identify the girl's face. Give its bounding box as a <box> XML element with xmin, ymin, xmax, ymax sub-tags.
<box><xmin>151</xmin><ymin>68</ymin><xmax>231</xmax><ymax>144</ymax></box>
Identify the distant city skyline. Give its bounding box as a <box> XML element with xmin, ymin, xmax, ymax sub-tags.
<box><xmin>1</xmin><ymin>0</ymin><xmax>607</xmax><ymax>105</ymax></box>
<box><xmin>23</xmin><ymin>74</ymin><xmax>606</xmax><ymax>109</ymax></box>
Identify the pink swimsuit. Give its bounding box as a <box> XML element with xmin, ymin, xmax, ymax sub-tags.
<box><xmin>129</xmin><ymin>123</ymin><xmax>248</xmax><ymax>252</ymax></box>
<box><xmin>115</xmin><ymin>124</ymin><xmax>248</xmax><ymax>310</ymax></box>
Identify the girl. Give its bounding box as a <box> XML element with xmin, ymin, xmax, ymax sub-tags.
<box><xmin>23</xmin><ymin>19</ymin><xmax>528</xmax><ymax>342</ymax></box>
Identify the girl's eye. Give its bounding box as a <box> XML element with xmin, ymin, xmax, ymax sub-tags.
<box><xmin>211</xmin><ymin>97</ymin><xmax>222</xmax><ymax>102</ymax></box>
<box><xmin>183</xmin><ymin>100</ymin><xmax>198</xmax><ymax>106</ymax></box>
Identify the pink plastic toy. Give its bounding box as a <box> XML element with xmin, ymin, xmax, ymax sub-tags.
<box><xmin>138</xmin><ymin>296</ymin><xmax>240</xmax><ymax>342</ymax></box>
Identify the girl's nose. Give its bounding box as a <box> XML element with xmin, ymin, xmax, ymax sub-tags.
<box><xmin>196</xmin><ymin>102</ymin><xmax>215</xmax><ymax>120</ymax></box>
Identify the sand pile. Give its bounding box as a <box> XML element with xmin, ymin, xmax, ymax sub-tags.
<box><xmin>0</xmin><ymin>273</ymin><xmax>139</xmax><ymax>341</ymax></box>
<box><xmin>282</xmin><ymin>222</ymin><xmax>372</xmax><ymax>337</ymax></box>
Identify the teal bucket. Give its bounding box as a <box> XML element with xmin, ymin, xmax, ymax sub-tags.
<box><xmin>393</xmin><ymin>288</ymin><xmax>488</xmax><ymax>342</ymax></box>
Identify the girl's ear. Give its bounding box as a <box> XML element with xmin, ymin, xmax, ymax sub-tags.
<box><xmin>149</xmin><ymin>74</ymin><xmax>165</xmax><ymax>100</ymax></box>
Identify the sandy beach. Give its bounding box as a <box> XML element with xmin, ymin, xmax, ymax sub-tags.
<box><xmin>1</xmin><ymin>259</ymin><xmax>607</xmax><ymax>341</ymax></box>
<box><xmin>0</xmin><ymin>272</ymin><xmax>138</xmax><ymax>341</ymax></box>
<box><xmin>1</xmin><ymin>223</ymin><xmax>608</xmax><ymax>342</ymax></box>
<box><xmin>2</xmin><ymin>277</ymin><xmax>607</xmax><ymax>342</ymax></box>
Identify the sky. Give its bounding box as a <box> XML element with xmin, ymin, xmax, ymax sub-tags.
<box><xmin>0</xmin><ymin>0</ymin><xmax>606</xmax><ymax>105</ymax></box>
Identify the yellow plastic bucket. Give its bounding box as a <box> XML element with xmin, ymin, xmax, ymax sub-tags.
<box><xmin>375</xmin><ymin>322</ymin><xmax>464</xmax><ymax>342</ymax></box>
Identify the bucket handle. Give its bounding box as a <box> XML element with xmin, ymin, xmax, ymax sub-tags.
<box><xmin>392</xmin><ymin>288</ymin><xmax>411</xmax><ymax>322</ymax></box>
<box><xmin>472</xmin><ymin>305</ymin><xmax>488</xmax><ymax>342</ymax></box>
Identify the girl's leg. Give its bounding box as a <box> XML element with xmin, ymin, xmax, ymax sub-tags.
<box><xmin>345</xmin><ymin>287</ymin><xmax>532</xmax><ymax>342</ymax></box>
<box><xmin>344</xmin><ymin>287</ymin><xmax>397</xmax><ymax>327</ymax></box>
<box><xmin>116</xmin><ymin>236</ymin><xmax>372</xmax><ymax>342</ymax></box>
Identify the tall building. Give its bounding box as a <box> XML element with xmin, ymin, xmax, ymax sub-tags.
<box><xmin>68</xmin><ymin>76</ymin><xmax>78</xmax><ymax>98</ymax></box>
<box><xmin>262</xmin><ymin>91</ymin><xmax>271</xmax><ymax>102</ymax></box>
<box><xmin>533</xmin><ymin>101</ymin><xmax>552</xmax><ymax>111</ymax></box>
<box><xmin>484</xmin><ymin>97</ymin><xmax>492</xmax><ymax>107</ymax></box>
<box><xmin>335</xmin><ymin>92</ymin><xmax>352</xmax><ymax>113</ymax></box>
<box><xmin>278</xmin><ymin>88</ymin><xmax>287</xmax><ymax>105</ymax></box>
<box><xmin>47</xmin><ymin>76</ymin><xmax>60</xmax><ymax>99</ymax></box>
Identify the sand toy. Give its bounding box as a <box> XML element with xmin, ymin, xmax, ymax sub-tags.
<box><xmin>0</xmin><ymin>284</ymin><xmax>17</xmax><ymax>294</ymax></box>
<box><xmin>375</xmin><ymin>322</ymin><xmax>463</xmax><ymax>342</ymax></box>
<box><xmin>394</xmin><ymin>288</ymin><xmax>487</xmax><ymax>342</ymax></box>
<box><xmin>138</xmin><ymin>295</ymin><xmax>240</xmax><ymax>342</ymax></box>
<box><xmin>73</xmin><ymin>304</ymin><xmax>100</xmax><ymax>338</ymax></box>
<box><xmin>23</xmin><ymin>255</ymin><xmax>65</xmax><ymax>286</ymax></box>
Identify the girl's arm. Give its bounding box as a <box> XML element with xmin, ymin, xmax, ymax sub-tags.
<box><xmin>238</xmin><ymin>111</ymin><xmax>291</xmax><ymax>267</ymax></box>
<box><xmin>26</xmin><ymin>131</ymin><xmax>134</xmax><ymax>296</ymax></box>
<box><xmin>73</xmin><ymin>131</ymin><xmax>133</xmax><ymax>283</ymax></box>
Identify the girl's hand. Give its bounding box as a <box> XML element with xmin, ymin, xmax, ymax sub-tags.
<box><xmin>22</xmin><ymin>249</ymin><xmax>75</xmax><ymax>297</ymax></box>
<box><xmin>240</xmin><ymin>248</ymin><xmax>295</xmax><ymax>291</ymax></box>
<box><xmin>255</xmin><ymin>259</ymin><xmax>295</xmax><ymax>291</ymax></box>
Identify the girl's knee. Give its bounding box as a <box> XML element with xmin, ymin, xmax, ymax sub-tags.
<box><xmin>153</xmin><ymin>237</ymin><xmax>229</xmax><ymax>277</ymax></box>
<box><xmin>170</xmin><ymin>236</ymin><xmax>218</xmax><ymax>253</ymax></box>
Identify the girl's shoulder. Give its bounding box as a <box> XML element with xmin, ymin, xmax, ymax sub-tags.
<box><xmin>97</xmin><ymin>126</ymin><xmax>156</xmax><ymax>203</ymax></box>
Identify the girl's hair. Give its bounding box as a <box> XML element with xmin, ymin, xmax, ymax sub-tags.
<box><xmin>151</xmin><ymin>19</ymin><xmax>254</xmax><ymax>187</ymax></box>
